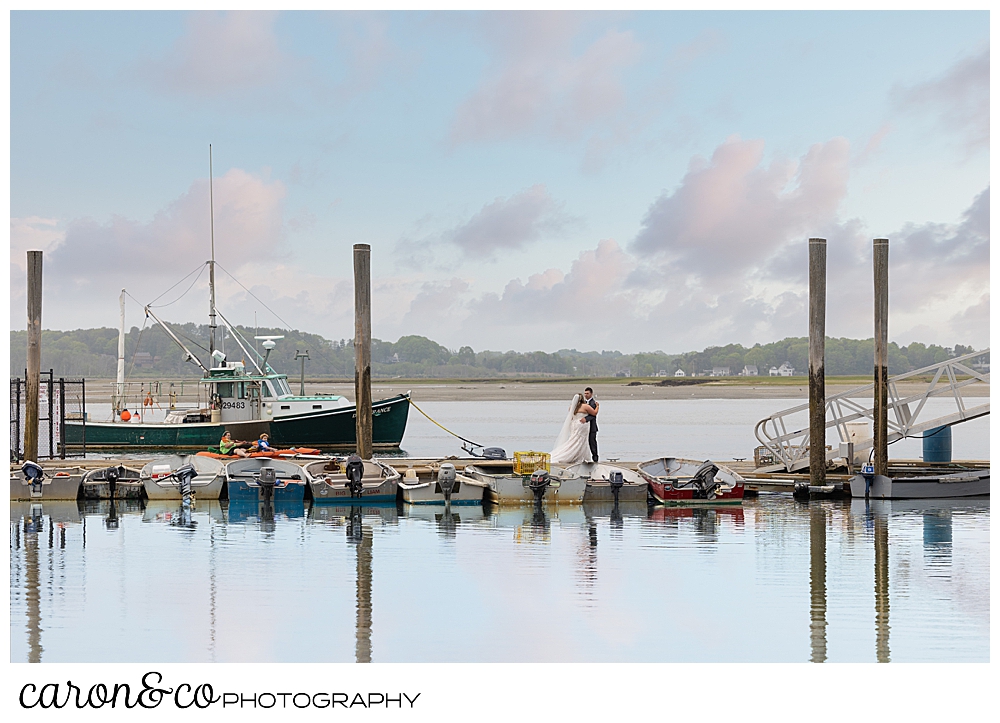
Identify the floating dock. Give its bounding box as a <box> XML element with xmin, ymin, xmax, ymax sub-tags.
<box><xmin>10</xmin><ymin>457</ymin><xmax>989</xmax><ymax>500</ymax></box>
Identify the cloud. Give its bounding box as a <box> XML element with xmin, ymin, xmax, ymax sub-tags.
<box><xmin>893</xmin><ymin>48</ymin><xmax>989</xmax><ymax>152</ymax></box>
<box><xmin>139</xmin><ymin>11</ymin><xmax>295</xmax><ymax>99</ymax></box>
<box><xmin>449</xmin><ymin>13</ymin><xmax>641</xmax><ymax>145</ymax></box>
<box><xmin>9</xmin><ymin>169</ymin><xmax>287</xmax><ymax>331</ymax></box>
<box><xmin>449</xmin><ymin>184</ymin><xmax>572</xmax><ymax>258</ymax></box>
<box><xmin>632</xmin><ymin>136</ymin><xmax>851</xmax><ymax>276</ymax></box>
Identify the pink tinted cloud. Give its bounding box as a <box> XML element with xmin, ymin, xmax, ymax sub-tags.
<box><xmin>450</xmin><ymin>13</ymin><xmax>641</xmax><ymax>145</ymax></box>
<box><xmin>50</xmin><ymin>168</ymin><xmax>285</xmax><ymax>283</ymax></box>
<box><xmin>632</xmin><ymin>136</ymin><xmax>851</xmax><ymax>275</ymax></box>
<box><xmin>141</xmin><ymin>12</ymin><xmax>292</xmax><ymax>98</ymax></box>
<box><xmin>894</xmin><ymin>48</ymin><xmax>989</xmax><ymax>152</ymax></box>
<box><xmin>450</xmin><ymin>184</ymin><xmax>572</xmax><ymax>258</ymax></box>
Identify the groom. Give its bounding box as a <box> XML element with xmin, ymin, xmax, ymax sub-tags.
<box><xmin>580</xmin><ymin>387</ymin><xmax>599</xmax><ymax>462</ymax></box>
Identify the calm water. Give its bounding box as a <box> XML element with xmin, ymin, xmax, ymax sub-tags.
<box><xmin>83</xmin><ymin>397</ymin><xmax>991</xmax><ymax>462</ymax></box>
<box><xmin>14</xmin><ymin>399</ymin><xmax>989</xmax><ymax>663</ymax></box>
<box><xmin>10</xmin><ymin>495</ymin><xmax>989</xmax><ymax>663</ymax></box>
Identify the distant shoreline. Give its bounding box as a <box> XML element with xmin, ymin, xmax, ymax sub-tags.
<box><xmin>81</xmin><ymin>376</ymin><xmax>987</xmax><ymax>402</ymax></box>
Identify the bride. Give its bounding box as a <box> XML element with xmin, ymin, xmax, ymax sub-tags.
<box><xmin>549</xmin><ymin>393</ymin><xmax>593</xmax><ymax>465</ymax></box>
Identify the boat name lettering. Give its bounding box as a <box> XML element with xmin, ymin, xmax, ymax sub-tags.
<box><xmin>221</xmin><ymin>401</ymin><xmax>245</xmax><ymax>410</ymax></box>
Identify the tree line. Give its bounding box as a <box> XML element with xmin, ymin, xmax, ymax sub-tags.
<box><xmin>9</xmin><ymin>325</ymin><xmax>985</xmax><ymax>380</ymax></box>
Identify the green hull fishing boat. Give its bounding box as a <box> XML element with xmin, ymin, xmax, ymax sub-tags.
<box><xmin>64</xmin><ymin>147</ymin><xmax>410</xmax><ymax>453</ymax></box>
<box><xmin>63</xmin><ymin>391</ymin><xmax>410</xmax><ymax>451</ymax></box>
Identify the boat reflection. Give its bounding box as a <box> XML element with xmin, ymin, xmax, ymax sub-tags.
<box><xmin>402</xmin><ymin>502</ymin><xmax>488</xmax><ymax>538</ymax></box>
<box><xmin>645</xmin><ymin>504</ymin><xmax>745</xmax><ymax>542</ymax></box>
<box><xmin>78</xmin><ymin>498</ymin><xmax>144</xmax><ymax>531</ymax></box>
<box><xmin>225</xmin><ymin>497</ymin><xmax>306</xmax><ymax>526</ymax></box>
<box><xmin>309</xmin><ymin>501</ymin><xmax>401</xmax><ymax>526</ymax></box>
<box><xmin>143</xmin><ymin>500</ymin><xmax>225</xmax><ymax>528</ymax></box>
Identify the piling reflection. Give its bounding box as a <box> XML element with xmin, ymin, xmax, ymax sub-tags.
<box><xmin>874</xmin><ymin>513</ymin><xmax>890</xmax><ymax>663</ymax></box>
<box><xmin>23</xmin><ymin>505</ymin><xmax>44</xmax><ymax>663</ymax></box>
<box><xmin>347</xmin><ymin>507</ymin><xmax>374</xmax><ymax>663</ymax></box>
<box><xmin>809</xmin><ymin>505</ymin><xmax>827</xmax><ymax>663</ymax></box>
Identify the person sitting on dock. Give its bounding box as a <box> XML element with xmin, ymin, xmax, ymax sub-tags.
<box><xmin>251</xmin><ymin>433</ymin><xmax>272</xmax><ymax>453</ymax></box>
<box><xmin>219</xmin><ymin>431</ymin><xmax>249</xmax><ymax>457</ymax></box>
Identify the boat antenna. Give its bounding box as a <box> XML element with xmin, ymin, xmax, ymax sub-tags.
<box><xmin>208</xmin><ymin>143</ymin><xmax>217</xmax><ymax>359</ymax></box>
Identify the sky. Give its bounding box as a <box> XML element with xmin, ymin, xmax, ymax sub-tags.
<box><xmin>8</xmin><ymin>10</ymin><xmax>990</xmax><ymax>354</ymax></box>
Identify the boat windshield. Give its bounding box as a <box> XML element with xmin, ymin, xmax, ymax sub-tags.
<box><xmin>274</xmin><ymin>378</ymin><xmax>293</xmax><ymax>396</ymax></box>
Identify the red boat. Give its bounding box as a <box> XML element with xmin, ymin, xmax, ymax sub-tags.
<box><xmin>637</xmin><ymin>457</ymin><xmax>745</xmax><ymax>505</ymax></box>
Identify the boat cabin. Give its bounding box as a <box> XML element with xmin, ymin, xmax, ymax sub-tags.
<box><xmin>199</xmin><ymin>361</ymin><xmax>351</xmax><ymax>422</ymax></box>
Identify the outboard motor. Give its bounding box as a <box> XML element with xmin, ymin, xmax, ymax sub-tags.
<box><xmin>259</xmin><ymin>466</ymin><xmax>277</xmax><ymax>503</ymax></box>
<box><xmin>104</xmin><ymin>465</ymin><xmax>123</xmax><ymax>499</ymax></box>
<box><xmin>481</xmin><ymin>447</ymin><xmax>506</xmax><ymax>460</ymax></box>
<box><xmin>437</xmin><ymin>463</ymin><xmax>457</xmax><ymax>503</ymax></box>
<box><xmin>609</xmin><ymin>470</ymin><xmax>625</xmax><ymax>506</ymax></box>
<box><xmin>345</xmin><ymin>455</ymin><xmax>365</xmax><ymax>498</ymax></box>
<box><xmin>526</xmin><ymin>470</ymin><xmax>551</xmax><ymax>505</ymax></box>
<box><xmin>691</xmin><ymin>461</ymin><xmax>720</xmax><ymax>499</ymax></box>
<box><xmin>172</xmin><ymin>464</ymin><xmax>197</xmax><ymax>504</ymax></box>
<box><xmin>21</xmin><ymin>461</ymin><xmax>45</xmax><ymax>498</ymax></box>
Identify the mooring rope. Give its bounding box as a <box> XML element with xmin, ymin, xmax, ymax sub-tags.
<box><xmin>406</xmin><ymin>398</ymin><xmax>483</xmax><ymax>448</ymax></box>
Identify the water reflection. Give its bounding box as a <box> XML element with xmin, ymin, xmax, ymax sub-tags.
<box><xmin>9</xmin><ymin>495</ymin><xmax>989</xmax><ymax>663</ymax></box>
<box><xmin>348</xmin><ymin>507</ymin><xmax>373</xmax><ymax>664</ymax></box>
<box><xmin>809</xmin><ymin>505</ymin><xmax>827</xmax><ymax>663</ymax></box>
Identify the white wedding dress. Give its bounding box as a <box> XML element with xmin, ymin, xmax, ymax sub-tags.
<box><xmin>549</xmin><ymin>394</ymin><xmax>591</xmax><ymax>465</ymax></box>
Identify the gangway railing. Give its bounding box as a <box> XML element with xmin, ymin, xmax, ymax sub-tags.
<box><xmin>754</xmin><ymin>349</ymin><xmax>989</xmax><ymax>472</ymax></box>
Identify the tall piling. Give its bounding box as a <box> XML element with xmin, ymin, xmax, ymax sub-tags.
<box><xmin>873</xmin><ymin>238</ymin><xmax>889</xmax><ymax>476</ymax></box>
<box><xmin>25</xmin><ymin>250</ymin><xmax>43</xmax><ymax>462</ymax></box>
<box><xmin>353</xmin><ymin>243</ymin><xmax>373</xmax><ymax>459</ymax></box>
<box><xmin>808</xmin><ymin>238</ymin><xmax>827</xmax><ymax>487</ymax></box>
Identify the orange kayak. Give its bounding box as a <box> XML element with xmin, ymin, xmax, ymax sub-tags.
<box><xmin>197</xmin><ymin>448</ymin><xmax>323</xmax><ymax>460</ymax></box>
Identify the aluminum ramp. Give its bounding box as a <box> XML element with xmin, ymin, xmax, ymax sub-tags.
<box><xmin>754</xmin><ymin>349</ymin><xmax>989</xmax><ymax>472</ymax></box>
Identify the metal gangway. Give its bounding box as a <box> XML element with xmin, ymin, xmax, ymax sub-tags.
<box><xmin>754</xmin><ymin>349</ymin><xmax>989</xmax><ymax>472</ymax></box>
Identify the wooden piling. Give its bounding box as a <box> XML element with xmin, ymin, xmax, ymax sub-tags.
<box><xmin>353</xmin><ymin>244</ymin><xmax>373</xmax><ymax>459</ymax></box>
<box><xmin>25</xmin><ymin>251</ymin><xmax>43</xmax><ymax>462</ymax></box>
<box><xmin>808</xmin><ymin>238</ymin><xmax>826</xmax><ymax>487</ymax></box>
<box><xmin>873</xmin><ymin>238</ymin><xmax>889</xmax><ymax>476</ymax></box>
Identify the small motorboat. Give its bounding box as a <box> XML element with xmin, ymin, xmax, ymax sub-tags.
<box><xmin>399</xmin><ymin>463</ymin><xmax>489</xmax><ymax>505</ymax></box>
<box><xmin>225</xmin><ymin>458</ymin><xmax>310</xmax><ymax>503</ymax></box>
<box><xmin>849</xmin><ymin>467</ymin><xmax>989</xmax><ymax>499</ymax></box>
<box><xmin>80</xmin><ymin>465</ymin><xmax>144</xmax><ymax>500</ymax></box>
<box><xmin>304</xmin><ymin>456</ymin><xmax>400</xmax><ymax>503</ymax></box>
<box><xmin>141</xmin><ymin>455</ymin><xmax>226</xmax><ymax>500</ymax></box>
<box><xmin>463</xmin><ymin>465</ymin><xmax>587</xmax><ymax>504</ymax></box>
<box><xmin>637</xmin><ymin>457</ymin><xmax>745</xmax><ymax>505</ymax></box>
<box><xmin>561</xmin><ymin>461</ymin><xmax>648</xmax><ymax>502</ymax></box>
<box><xmin>10</xmin><ymin>463</ymin><xmax>84</xmax><ymax>501</ymax></box>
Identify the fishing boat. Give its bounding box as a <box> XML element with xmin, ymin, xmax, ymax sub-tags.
<box><xmin>304</xmin><ymin>457</ymin><xmax>400</xmax><ymax>503</ymax></box>
<box><xmin>62</xmin><ymin>148</ymin><xmax>409</xmax><ymax>452</ymax></box>
<box><xmin>225</xmin><ymin>458</ymin><xmax>309</xmax><ymax>503</ymax></box>
<box><xmin>637</xmin><ymin>457</ymin><xmax>745</xmax><ymax>505</ymax></box>
<box><xmin>140</xmin><ymin>455</ymin><xmax>227</xmax><ymax>500</ymax></box>
<box><xmin>398</xmin><ymin>463</ymin><xmax>489</xmax><ymax>505</ymax></box>
<box><xmin>80</xmin><ymin>465</ymin><xmax>144</xmax><ymax>500</ymax></box>
<box><xmin>462</xmin><ymin>465</ymin><xmax>588</xmax><ymax>504</ymax></box>
<box><xmin>560</xmin><ymin>461</ymin><xmax>648</xmax><ymax>502</ymax></box>
<box><xmin>848</xmin><ymin>467</ymin><xmax>989</xmax><ymax>499</ymax></box>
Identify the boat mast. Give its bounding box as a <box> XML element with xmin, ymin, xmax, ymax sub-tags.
<box><xmin>144</xmin><ymin>306</ymin><xmax>210</xmax><ymax>374</ymax></box>
<box><xmin>115</xmin><ymin>289</ymin><xmax>126</xmax><ymax>414</ymax></box>
<box><xmin>208</xmin><ymin>144</ymin><xmax>217</xmax><ymax>359</ymax></box>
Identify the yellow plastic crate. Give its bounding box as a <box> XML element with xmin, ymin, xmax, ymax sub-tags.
<box><xmin>513</xmin><ymin>451</ymin><xmax>550</xmax><ymax>476</ymax></box>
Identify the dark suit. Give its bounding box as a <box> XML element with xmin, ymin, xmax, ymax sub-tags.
<box><xmin>584</xmin><ymin>397</ymin><xmax>598</xmax><ymax>462</ymax></box>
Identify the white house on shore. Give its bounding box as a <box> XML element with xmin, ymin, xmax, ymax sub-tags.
<box><xmin>769</xmin><ymin>362</ymin><xmax>795</xmax><ymax>377</ymax></box>
<box><xmin>740</xmin><ymin>365</ymin><xmax>758</xmax><ymax>376</ymax></box>
<box><xmin>674</xmin><ymin>369</ymin><xmax>686</xmax><ymax>377</ymax></box>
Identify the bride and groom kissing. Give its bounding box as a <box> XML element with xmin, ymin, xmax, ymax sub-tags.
<box><xmin>550</xmin><ymin>387</ymin><xmax>599</xmax><ymax>465</ymax></box>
